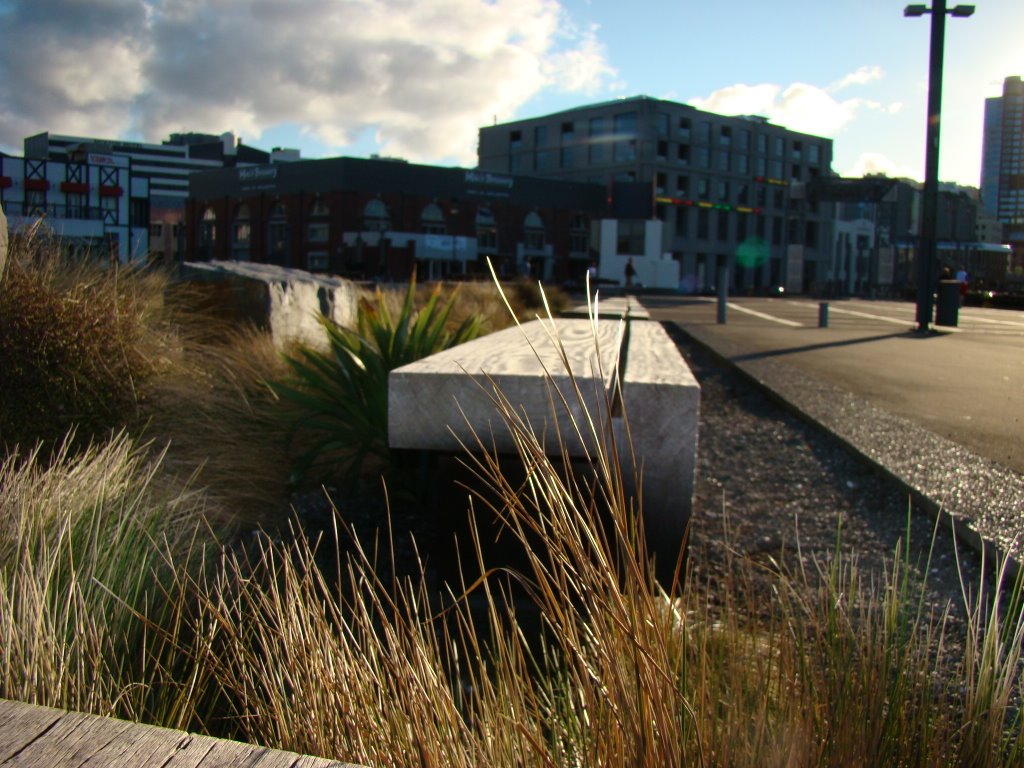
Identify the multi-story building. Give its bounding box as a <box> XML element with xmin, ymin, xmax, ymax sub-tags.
<box><xmin>980</xmin><ymin>75</ymin><xmax>1024</xmax><ymax>270</ymax></box>
<box><xmin>0</xmin><ymin>150</ymin><xmax>147</xmax><ymax>262</ymax></box>
<box><xmin>478</xmin><ymin>96</ymin><xmax>835</xmax><ymax>293</ymax></box>
<box><xmin>185</xmin><ymin>156</ymin><xmax>607</xmax><ymax>282</ymax></box>
<box><xmin>23</xmin><ymin>131</ymin><xmax>280</xmax><ymax>260</ymax></box>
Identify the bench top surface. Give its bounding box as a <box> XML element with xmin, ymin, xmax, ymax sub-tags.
<box><xmin>393</xmin><ymin>318</ymin><xmax>623</xmax><ymax>383</ymax></box>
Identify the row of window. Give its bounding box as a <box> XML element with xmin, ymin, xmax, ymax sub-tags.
<box><xmin>198</xmin><ymin>200</ymin><xmax>587</xmax><ymax>254</ymax></box>
<box><xmin>512</xmin><ymin>114</ymin><xmax>823</xmax><ymax>165</ymax></box>
<box><xmin>665</xmin><ymin>207</ymin><xmax>820</xmax><ymax>249</ymax></box>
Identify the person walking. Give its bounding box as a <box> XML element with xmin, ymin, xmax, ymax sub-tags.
<box><xmin>624</xmin><ymin>257</ymin><xmax>636</xmax><ymax>291</ymax></box>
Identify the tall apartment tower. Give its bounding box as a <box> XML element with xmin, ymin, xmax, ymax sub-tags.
<box><xmin>980</xmin><ymin>76</ymin><xmax>1024</xmax><ymax>266</ymax></box>
<box><xmin>478</xmin><ymin>96</ymin><xmax>834</xmax><ymax>293</ymax></box>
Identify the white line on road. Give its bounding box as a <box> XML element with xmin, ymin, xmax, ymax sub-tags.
<box><xmin>790</xmin><ymin>301</ymin><xmax>913</xmax><ymax>326</ymax></box>
<box><xmin>727</xmin><ymin>301</ymin><xmax>804</xmax><ymax>327</ymax></box>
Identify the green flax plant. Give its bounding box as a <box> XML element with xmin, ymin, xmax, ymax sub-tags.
<box><xmin>274</xmin><ymin>276</ymin><xmax>483</xmax><ymax>491</ymax></box>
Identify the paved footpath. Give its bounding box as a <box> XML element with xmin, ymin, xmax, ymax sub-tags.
<box><xmin>639</xmin><ymin>294</ymin><xmax>1024</xmax><ymax>569</ymax></box>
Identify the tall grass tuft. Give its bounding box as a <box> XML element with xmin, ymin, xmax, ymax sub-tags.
<box><xmin>0</xmin><ymin>431</ymin><xmax>213</xmax><ymax>726</ymax></box>
<box><xmin>0</xmin><ymin>235</ymin><xmax>164</xmax><ymax>458</ymax></box>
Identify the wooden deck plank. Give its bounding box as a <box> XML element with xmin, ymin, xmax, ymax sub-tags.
<box><xmin>2</xmin><ymin>710</ymin><xmax>135</xmax><ymax>766</ymax></box>
<box><xmin>0</xmin><ymin>700</ymin><xmax>64</xmax><ymax>762</ymax></box>
<box><xmin>0</xmin><ymin>701</ymin><xmax>364</xmax><ymax>767</ymax></box>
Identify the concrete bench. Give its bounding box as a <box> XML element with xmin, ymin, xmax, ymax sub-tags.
<box><xmin>388</xmin><ymin>313</ymin><xmax>699</xmax><ymax>582</ymax></box>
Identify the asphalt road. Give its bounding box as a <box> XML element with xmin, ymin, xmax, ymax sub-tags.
<box><xmin>641</xmin><ymin>295</ymin><xmax>1024</xmax><ymax>476</ymax></box>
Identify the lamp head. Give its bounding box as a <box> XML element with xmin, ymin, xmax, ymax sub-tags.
<box><xmin>950</xmin><ymin>5</ymin><xmax>975</xmax><ymax>16</ymax></box>
<box><xmin>904</xmin><ymin>4</ymin><xmax>927</xmax><ymax>16</ymax></box>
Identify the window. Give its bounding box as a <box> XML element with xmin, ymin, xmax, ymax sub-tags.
<box><xmin>560</xmin><ymin>146</ymin><xmax>577</xmax><ymax>167</ymax></box>
<box><xmin>737</xmin><ymin>214</ymin><xmax>748</xmax><ymax>242</ymax></box>
<box><xmin>717</xmin><ymin>149</ymin><xmax>729</xmax><ymax>171</ymax></box>
<box><xmin>477</xmin><ymin>207</ymin><xmax>497</xmax><ymax>251</ymax></box>
<box><xmin>509</xmin><ymin>130</ymin><xmax>522</xmax><ymax>150</ymax></box>
<box><xmin>774</xmin><ymin>189</ymin><xmax>784</xmax><ymax>209</ymax></box>
<box><xmin>656</xmin><ymin>172</ymin><xmax>667</xmax><ymax>194</ymax></box>
<box><xmin>421</xmin><ymin>202</ymin><xmax>446</xmax><ymax>234</ymax></box>
<box><xmin>589</xmin><ymin>117</ymin><xmax>606</xmax><ymax>162</ymax></box>
<box><xmin>363</xmin><ymin>198</ymin><xmax>390</xmax><ymax>231</ymax></box>
<box><xmin>757</xmin><ymin>134</ymin><xmax>768</xmax><ymax>154</ymax></box>
<box><xmin>656</xmin><ymin>112</ymin><xmax>670</xmax><ymax>137</ymax></box>
<box><xmin>678</xmin><ymin>117</ymin><xmax>692</xmax><ymax>139</ymax></box>
<box><xmin>772</xmin><ymin>216</ymin><xmax>782</xmax><ymax>245</ymax></box>
<box><xmin>65</xmin><ymin>193</ymin><xmax>87</xmax><ymax>219</ymax></box>
<box><xmin>696</xmin><ymin>121</ymin><xmax>710</xmax><ymax>143</ymax></box>
<box><xmin>614</xmin><ymin>111</ymin><xmax>637</xmax><ymax>135</ymax></box>
<box><xmin>735</xmin><ymin>154</ymin><xmax>749</xmax><ymax>174</ymax></box>
<box><xmin>536</xmin><ymin>149</ymin><xmax>556</xmax><ymax>169</ymax></box>
<box><xmin>756</xmin><ymin>215</ymin><xmax>766</xmax><ymax>238</ymax></box>
<box><xmin>771</xmin><ymin>160</ymin><xmax>783</xmax><ymax>178</ymax></box>
<box><xmin>773</xmin><ymin>136</ymin><xmax>784</xmax><ymax>157</ymax></box>
<box><xmin>791</xmin><ymin>140</ymin><xmax>803</xmax><ymax>162</ymax></box>
<box><xmin>717</xmin><ymin>211</ymin><xmax>729</xmax><ymax>241</ymax></box>
<box><xmin>787</xmin><ymin>218</ymin><xmax>800</xmax><ymax>244</ymax></box>
<box><xmin>570</xmin><ymin>214</ymin><xmax>588</xmax><ymax>253</ymax></box>
<box><xmin>808</xmin><ymin>144</ymin><xmax>821</xmax><ymax>165</ymax></box>
<box><xmin>697</xmin><ymin>208</ymin><xmax>709</xmax><ymax>239</ymax></box>
<box><xmin>524</xmin><ymin>211</ymin><xmax>545</xmax><ymax>250</ymax></box>
<box><xmin>307</xmin><ymin>251</ymin><xmax>329</xmax><ymax>271</ymax></box>
<box><xmin>614</xmin><ymin>140</ymin><xmax>637</xmax><ymax>162</ymax></box>
<box><xmin>267</xmin><ymin>202</ymin><xmax>289</xmax><ymax>259</ymax></box>
<box><xmin>738</xmin><ymin>129</ymin><xmax>751</xmax><ymax>150</ymax></box>
<box><xmin>696</xmin><ymin>147</ymin><xmax>710</xmax><ymax>168</ymax></box>
<box><xmin>561</xmin><ymin>121</ymin><xmax>574</xmax><ymax>141</ymax></box>
<box><xmin>616</xmin><ymin>220</ymin><xmax>645</xmax><ymax>254</ymax></box>
<box><xmin>697</xmin><ymin>178</ymin><xmax>710</xmax><ymax>199</ymax></box>
<box><xmin>756</xmin><ymin>186</ymin><xmax>767</xmax><ymax>206</ymax></box>
<box><xmin>309</xmin><ymin>198</ymin><xmax>329</xmax><ymax>217</ymax></box>
<box><xmin>805</xmin><ymin>220</ymin><xmax>818</xmax><ymax>249</ymax></box>
<box><xmin>657</xmin><ymin>140</ymin><xmax>668</xmax><ymax>160</ymax></box>
<box><xmin>307</xmin><ymin>222</ymin><xmax>329</xmax><ymax>242</ymax></box>
<box><xmin>676</xmin><ymin>175</ymin><xmax>689</xmax><ymax>196</ymax></box>
<box><xmin>232</xmin><ymin>204</ymin><xmax>250</xmax><ymax>260</ymax></box>
<box><xmin>737</xmin><ymin>183</ymin><xmax>750</xmax><ymax>204</ymax></box>
<box><xmin>756</xmin><ymin>157</ymin><xmax>767</xmax><ymax>175</ymax></box>
<box><xmin>676</xmin><ymin>208</ymin><xmax>689</xmax><ymax>236</ymax></box>
<box><xmin>717</xmin><ymin>180</ymin><xmax>729</xmax><ymax>202</ymax></box>
<box><xmin>677</xmin><ymin>144</ymin><xmax>690</xmax><ymax>164</ymax></box>
<box><xmin>201</xmin><ymin>207</ymin><xmax>217</xmax><ymax>257</ymax></box>
<box><xmin>130</xmin><ymin>197</ymin><xmax>149</xmax><ymax>226</ymax></box>
<box><xmin>534</xmin><ymin>125</ymin><xmax>549</xmax><ymax>146</ymax></box>
<box><xmin>719</xmin><ymin>126</ymin><xmax>732</xmax><ymax>146</ymax></box>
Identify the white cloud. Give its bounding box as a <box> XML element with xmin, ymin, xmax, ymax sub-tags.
<box><xmin>844</xmin><ymin>152</ymin><xmax>921</xmax><ymax>181</ymax></box>
<box><xmin>0</xmin><ymin>0</ymin><xmax>617</xmax><ymax>164</ymax></box>
<box><xmin>688</xmin><ymin>82</ymin><xmax>867</xmax><ymax>138</ymax></box>
<box><xmin>827</xmin><ymin>65</ymin><xmax>884</xmax><ymax>93</ymax></box>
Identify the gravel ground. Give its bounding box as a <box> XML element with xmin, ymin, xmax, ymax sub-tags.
<box><xmin>674</xmin><ymin>328</ymin><xmax>991</xmax><ymax>623</ymax></box>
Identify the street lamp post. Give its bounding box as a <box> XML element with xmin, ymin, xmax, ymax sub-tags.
<box><xmin>904</xmin><ymin>1</ymin><xmax>974</xmax><ymax>332</ymax></box>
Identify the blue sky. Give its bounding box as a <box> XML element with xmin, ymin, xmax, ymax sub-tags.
<box><xmin>1</xmin><ymin>0</ymin><xmax>1021</xmax><ymax>187</ymax></box>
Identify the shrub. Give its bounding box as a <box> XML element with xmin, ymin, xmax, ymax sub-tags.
<box><xmin>0</xmin><ymin>242</ymin><xmax>159</xmax><ymax>458</ymax></box>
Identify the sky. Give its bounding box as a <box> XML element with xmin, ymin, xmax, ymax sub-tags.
<box><xmin>1</xmin><ymin>0</ymin><xmax>1021</xmax><ymax>188</ymax></box>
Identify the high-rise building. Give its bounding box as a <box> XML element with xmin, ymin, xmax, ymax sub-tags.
<box><xmin>980</xmin><ymin>75</ymin><xmax>1024</xmax><ymax>269</ymax></box>
<box><xmin>478</xmin><ymin>96</ymin><xmax>835</xmax><ymax>293</ymax></box>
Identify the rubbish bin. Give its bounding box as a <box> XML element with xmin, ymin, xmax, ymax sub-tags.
<box><xmin>935</xmin><ymin>280</ymin><xmax>960</xmax><ymax>327</ymax></box>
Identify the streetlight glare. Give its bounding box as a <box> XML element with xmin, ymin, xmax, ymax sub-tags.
<box><xmin>904</xmin><ymin>4</ymin><xmax>927</xmax><ymax>16</ymax></box>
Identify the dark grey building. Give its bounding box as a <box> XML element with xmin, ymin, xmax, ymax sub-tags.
<box><xmin>478</xmin><ymin>96</ymin><xmax>835</xmax><ymax>293</ymax></box>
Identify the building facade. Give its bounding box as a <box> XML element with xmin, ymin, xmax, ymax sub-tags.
<box><xmin>478</xmin><ymin>96</ymin><xmax>835</xmax><ymax>293</ymax></box>
<box><xmin>23</xmin><ymin>131</ymin><xmax>278</xmax><ymax>261</ymax></box>
<box><xmin>980</xmin><ymin>75</ymin><xmax>1024</xmax><ymax>270</ymax></box>
<box><xmin>185</xmin><ymin>156</ymin><xmax>607</xmax><ymax>282</ymax></box>
<box><xmin>0</xmin><ymin>151</ymin><xmax>147</xmax><ymax>262</ymax></box>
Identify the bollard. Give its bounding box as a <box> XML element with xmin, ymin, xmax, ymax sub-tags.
<box><xmin>716</xmin><ymin>265</ymin><xmax>728</xmax><ymax>324</ymax></box>
<box><xmin>818</xmin><ymin>301</ymin><xmax>829</xmax><ymax>328</ymax></box>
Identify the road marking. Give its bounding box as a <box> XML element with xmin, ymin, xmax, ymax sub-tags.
<box><xmin>790</xmin><ymin>301</ymin><xmax>912</xmax><ymax>326</ymax></box>
<box><xmin>727</xmin><ymin>301</ymin><xmax>803</xmax><ymax>327</ymax></box>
